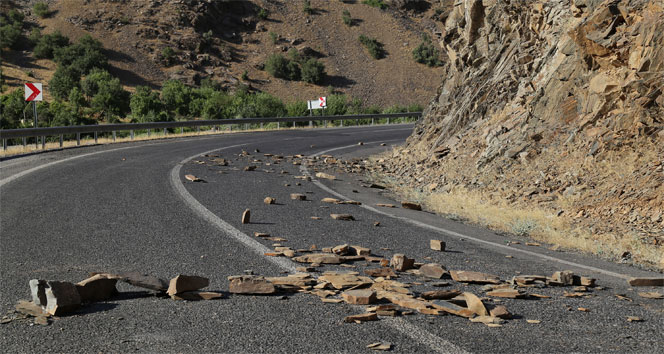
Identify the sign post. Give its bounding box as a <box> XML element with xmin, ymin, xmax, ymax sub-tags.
<box><xmin>25</xmin><ymin>83</ymin><xmax>43</xmax><ymax>148</ymax></box>
<box><xmin>307</xmin><ymin>97</ymin><xmax>326</xmax><ymax>128</ymax></box>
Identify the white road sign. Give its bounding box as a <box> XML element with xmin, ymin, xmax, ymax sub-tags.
<box><xmin>24</xmin><ymin>83</ymin><xmax>43</xmax><ymax>102</ymax></box>
<box><xmin>307</xmin><ymin>96</ymin><xmax>326</xmax><ymax>110</ymax></box>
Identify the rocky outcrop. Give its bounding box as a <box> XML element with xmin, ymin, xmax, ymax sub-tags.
<box><xmin>376</xmin><ymin>0</ymin><xmax>664</xmax><ymax>267</ymax></box>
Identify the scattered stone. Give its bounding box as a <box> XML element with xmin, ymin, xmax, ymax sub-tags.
<box><xmin>628</xmin><ymin>277</ymin><xmax>664</xmax><ymax>287</ymax></box>
<box><xmin>291</xmin><ymin>193</ymin><xmax>307</xmax><ymax>201</ymax></box>
<box><xmin>331</xmin><ymin>214</ymin><xmax>355</xmax><ymax>221</ymax></box>
<box><xmin>365</xmin><ymin>268</ymin><xmax>397</xmax><ymax>278</ymax></box>
<box><xmin>551</xmin><ymin>271</ymin><xmax>575</xmax><ymax>285</ymax></box>
<box><xmin>319</xmin><ymin>273</ymin><xmax>373</xmax><ymax>289</ymax></box>
<box><xmin>321</xmin><ymin>197</ymin><xmax>341</xmax><ymax>204</ymax></box>
<box><xmin>486</xmin><ymin>289</ymin><xmax>526</xmax><ymax>299</ymax></box>
<box><xmin>431</xmin><ymin>300</ymin><xmax>475</xmax><ymax>318</ymax></box>
<box><xmin>15</xmin><ymin>300</ymin><xmax>50</xmax><ymax>318</ymax></box>
<box><xmin>489</xmin><ymin>305</ymin><xmax>512</xmax><ymax>319</ymax></box>
<box><xmin>373</xmin><ymin>222</ymin><xmax>381</xmax><ymax>227</ymax></box>
<box><xmin>342</xmin><ymin>290</ymin><xmax>377</xmax><ymax>305</ymax></box>
<box><xmin>526</xmin><ymin>319</ymin><xmax>541</xmax><ymax>324</ymax></box>
<box><xmin>450</xmin><ymin>271</ymin><xmax>501</xmax><ymax>284</ymax></box>
<box><xmin>579</xmin><ymin>277</ymin><xmax>596</xmax><ymax>287</ymax></box>
<box><xmin>296</xmin><ymin>266</ymin><xmax>316</xmax><ymax>272</ymax></box>
<box><xmin>311</xmin><ymin>216</ymin><xmax>321</xmax><ymax>220</ymax></box>
<box><xmin>264</xmin><ymin>197</ymin><xmax>276</xmax><ymax>205</ymax></box>
<box><xmin>419</xmin><ymin>263</ymin><xmax>447</xmax><ymax>279</ymax></box>
<box><xmin>241</xmin><ymin>209</ymin><xmax>251</xmax><ymax>224</ymax></box>
<box><xmin>119</xmin><ymin>272</ymin><xmax>169</xmax><ymax>292</ymax></box>
<box><xmin>376</xmin><ymin>203</ymin><xmax>396</xmax><ymax>208</ymax></box>
<box><xmin>76</xmin><ymin>274</ymin><xmax>120</xmax><ymax>302</ymax></box>
<box><xmin>369</xmin><ymin>183</ymin><xmax>386</xmax><ymax>189</ymax></box>
<box><xmin>470</xmin><ymin>316</ymin><xmax>505</xmax><ymax>324</ymax></box>
<box><xmin>401</xmin><ymin>202</ymin><xmax>422</xmax><ymax>211</ymax></box>
<box><xmin>171</xmin><ymin>291</ymin><xmax>224</xmax><ymax>301</ymax></box>
<box><xmin>167</xmin><ymin>275</ymin><xmax>209</xmax><ymax>296</ymax></box>
<box><xmin>254</xmin><ymin>232</ymin><xmax>270</xmax><ymax>237</ymax></box>
<box><xmin>344</xmin><ymin>313</ymin><xmax>378</xmax><ymax>323</ymax></box>
<box><xmin>315</xmin><ymin>172</ymin><xmax>336</xmax><ymax>180</ymax></box>
<box><xmin>430</xmin><ymin>240</ymin><xmax>446</xmax><ymax>251</ymax></box>
<box><xmin>357</xmin><ymin>142</ymin><xmax>364</xmax><ymax>145</ymax></box>
<box><xmin>322</xmin><ymin>298</ymin><xmax>344</xmax><ymax>304</ymax></box>
<box><xmin>577</xmin><ymin>307</ymin><xmax>590</xmax><ymax>312</ymax></box>
<box><xmin>390</xmin><ymin>254</ymin><xmax>415</xmax><ymax>272</ymax></box>
<box><xmin>244</xmin><ymin>166</ymin><xmax>256</xmax><ymax>171</ymax></box>
<box><xmin>350</xmin><ymin>245</ymin><xmax>371</xmax><ymax>256</ymax></box>
<box><xmin>421</xmin><ymin>290</ymin><xmax>461</xmax><ymax>300</ymax></box>
<box><xmin>339</xmin><ymin>200</ymin><xmax>361</xmax><ymax>205</ymax></box>
<box><xmin>29</xmin><ymin>280</ymin><xmax>48</xmax><ymax>306</ymax></box>
<box><xmin>638</xmin><ymin>292</ymin><xmax>663</xmax><ymax>299</ymax></box>
<box><xmin>228</xmin><ymin>275</ymin><xmax>276</xmax><ymax>294</ymax></box>
<box><xmin>333</xmin><ymin>244</ymin><xmax>350</xmax><ymax>255</ymax></box>
<box><xmin>367</xmin><ymin>341</ymin><xmax>391</xmax><ymax>351</ymax></box>
<box><xmin>43</xmin><ymin>281</ymin><xmax>82</xmax><ymax>316</ymax></box>
<box><xmin>463</xmin><ymin>292</ymin><xmax>488</xmax><ymax>316</ymax></box>
<box><xmin>293</xmin><ymin>253</ymin><xmax>342</xmax><ymax>264</ymax></box>
<box><xmin>184</xmin><ymin>174</ymin><xmax>203</xmax><ymax>182</ymax></box>
<box><xmin>525</xmin><ymin>242</ymin><xmax>541</xmax><ymax>246</ymax></box>
<box><xmin>627</xmin><ymin>316</ymin><xmax>643</xmax><ymax>322</ymax></box>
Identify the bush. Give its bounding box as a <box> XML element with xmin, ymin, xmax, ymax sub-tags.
<box><xmin>130</xmin><ymin>86</ymin><xmax>163</xmax><ymax>120</ymax></box>
<box><xmin>33</xmin><ymin>2</ymin><xmax>50</xmax><ymax>18</ymax></box>
<box><xmin>412</xmin><ymin>34</ymin><xmax>442</xmax><ymax>67</ymax></box>
<box><xmin>286</xmin><ymin>100</ymin><xmax>308</xmax><ymax>117</ymax></box>
<box><xmin>303</xmin><ymin>0</ymin><xmax>313</xmax><ymax>14</ymax></box>
<box><xmin>0</xmin><ymin>89</ymin><xmax>26</xmax><ymax>129</ymax></box>
<box><xmin>49</xmin><ymin>65</ymin><xmax>80</xmax><ymax>100</ymax></box>
<box><xmin>161</xmin><ymin>47</ymin><xmax>176</xmax><ymax>66</ymax></box>
<box><xmin>201</xmin><ymin>90</ymin><xmax>232</xmax><ymax>119</ymax></box>
<box><xmin>161</xmin><ymin>80</ymin><xmax>191</xmax><ymax>116</ymax></box>
<box><xmin>241</xmin><ymin>70</ymin><xmax>249</xmax><ymax>80</ymax></box>
<box><xmin>0</xmin><ymin>23</ymin><xmax>22</xmax><ymax>49</ymax></box>
<box><xmin>257</xmin><ymin>8</ymin><xmax>269</xmax><ymax>20</ymax></box>
<box><xmin>301</xmin><ymin>58</ymin><xmax>325</xmax><ymax>84</ymax></box>
<box><xmin>90</xmin><ymin>76</ymin><xmax>130</xmax><ymax>120</ymax></box>
<box><xmin>54</xmin><ymin>34</ymin><xmax>107</xmax><ymax>75</ymax></box>
<box><xmin>359</xmin><ymin>35</ymin><xmax>385</xmax><ymax>59</ymax></box>
<box><xmin>28</xmin><ymin>28</ymin><xmax>41</xmax><ymax>45</ymax></box>
<box><xmin>362</xmin><ymin>0</ymin><xmax>387</xmax><ymax>9</ymax></box>
<box><xmin>264</xmin><ymin>54</ymin><xmax>291</xmax><ymax>80</ymax></box>
<box><xmin>81</xmin><ymin>68</ymin><xmax>113</xmax><ymax>97</ymax></box>
<box><xmin>33</xmin><ymin>31</ymin><xmax>69</xmax><ymax>59</ymax></box>
<box><xmin>7</xmin><ymin>9</ymin><xmax>24</xmax><ymax>25</ymax></box>
<box><xmin>268</xmin><ymin>31</ymin><xmax>278</xmax><ymax>45</ymax></box>
<box><xmin>342</xmin><ymin>10</ymin><xmax>352</xmax><ymax>26</ymax></box>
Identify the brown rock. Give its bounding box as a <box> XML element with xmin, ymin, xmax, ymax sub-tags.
<box><xmin>430</xmin><ymin>240</ymin><xmax>446</xmax><ymax>251</ymax></box>
<box><xmin>401</xmin><ymin>201</ymin><xmax>422</xmax><ymax>211</ymax></box>
<box><xmin>421</xmin><ymin>290</ymin><xmax>461</xmax><ymax>300</ymax></box>
<box><xmin>638</xmin><ymin>292</ymin><xmax>663</xmax><ymax>299</ymax></box>
<box><xmin>291</xmin><ymin>193</ymin><xmax>307</xmax><ymax>200</ymax></box>
<box><xmin>167</xmin><ymin>275</ymin><xmax>209</xmax><ymax>296</ymax></box>
<box><xmin>470</xmin><ymin>316</ymin><xmax>505</xmax><ymax>324</ymax></box>
<box><xmin>579</xmin><ymin>276</ymin><xmax>596</xmax><ymax>287</ymax></box>
<box><xmin>344</xmin><ymin>313</ymin><xmax>378</xmax><ymax>323</ymax></box>
<box><xmin>419</xmin><ymin>263</ymin><xmax>447</xmax><ymax>279</ymax></box>
<box><xmin>293</xmin><ymin>253</ymin><xmax>342</xmax><ymax>264</ymax></box>
<box><xmin>321</xmin><ymin>197</ymin><xmax>341</xmax><ymax>204</ymax></box>
<box><xmin>331</xmin><ymin>213</ymin><xmax>355</xmax><ymax>221</ymax></box>
<box><xmin>486</xmin><ymin>289</ymin><xmax>526</xmax><ymax>299</ymax></box>
<box><xmin>264</xmin><ymin>197</ymin><xmax>276</xmax><ymax>204</ymax></box>
<box><xmin>627</xmin><ymin>277</ymin><xmax>664</xmax><ymax>287</ymax></box>
<box><xmin>367</xmin><ymin>342</ymin><xmax>392</xmax><ymax>351</ymax></box>
<box><xmin>171</xmin><ymin>291</ymin><xmax>224</xmax><ymax>300</ymax></box>
<box><xmin>342</xmin><ymin>290</ymin><xmax>377</xmax><ymax>304</ymax></box>
<box><xmin>228</xmin><ymin>275</ymin><xmax>276</xmax><ymax>294</ymax></box>
<box><xmin>551</xmin><ymin>271</ymin><xmax>575</xmax><ymax>285</ymax></box>
<box><xmin>319</xmin><ymin>273</ymin><xmax>374</xmax><ymax>289</ymax></box>
<box><xmin>76</xmin><ymin>274</ymin><xmax>120</xmax><ymax>302</ymax></box>
<box><xmin>244</xmin><ymin>165</ymin><xmax>257</xmax><ymax>171</ymax></box>
<box><xmin>390</xmin><ymin>254</ymin><xmax>415</xmax><ymax>272</ymax></box>
<box><xmin>15</xmin><ymin>300</ymin><xmax>50</xmax><ymax>318</ymax></box>
<box><xmin>489</xmin><ymin>305</ymin><xmax>512</xmax><ymax>319</ymax></box>
<box><xmin>119</xmin><ymin>272</ymin><xmax>169</xmax><ymax>292</ymax></box>
<box><xmin>365</xmin><ymin>268</ymin><xmax>397</xmax><ymax>278</ymax></box>
<box><xmin>184</xmin><ymin>174</ymin><xmax>202</xmax><ymax>182</ymax></box>
<box><xmin>450</xmin><ymin>270</ymin><xmax>501</xmax><ymax>284</ymax></box>
<box><xmin>376</xmin><ymin>203</ymin><xmax>396</xmax><ymax>208</ymax></box>
<box><xmin>241</xmin><ymin>209</ymin><xmax>251</xmax><ymax>224</ymax></box>
<box><xmin>332</xmin><ymin>244</ymin><xmax>350</xmax><ymax>255</ymax></box>
<box><xmin>351</xmin><ymin>245</ymin><xmax>371</xmax><ymax>256</ymax></box>
<box><xmin>44</xmin><ymin>281</ymin><xmax>82</xmax><ymax>316</ymax></box>
<box><xmin>315</xmin><ymin>172</ymin><xmax>336</xmax><ymax>180</ymax></box>
<box><xmin>430</xmin><ymin>300</ymin><xmax>475</xmax><ymax>318</ymax></box>
<box><xmin>464</xmin><ymin>292</ymin><xmax>488</xmax><ymax>316</ymax></box>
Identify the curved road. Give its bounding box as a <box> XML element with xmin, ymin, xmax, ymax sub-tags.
<box><xmin>1</xmin><ymin>125</ymin><xmax>662</xmax><ymax>353</ymax></box>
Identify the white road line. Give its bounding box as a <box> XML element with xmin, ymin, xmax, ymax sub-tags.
<box><xmin>170</xmin><ymin>142</ymin><xmax>467</xmax><ymax>354</ymax></box>
<box><xmin>302</xmin><ymin>143</ymin><xmax>632</xmax><ymax>281</ymax></box>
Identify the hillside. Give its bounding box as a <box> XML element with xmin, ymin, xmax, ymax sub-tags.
<box><xmin>370</xmin><ymin>0</ymin><xmax>664</xmax><ymax>269</ymax></box>
<box><xmin>2</xmin><ymin>0</ymin><xmax>447</xmax><ymax>107</ymax></box>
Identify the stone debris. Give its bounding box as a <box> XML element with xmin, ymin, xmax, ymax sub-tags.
<box><xmin>419</xmin><ymin>263</ymin><xmax>447</xmax><ymax>279</ymax></box>
<box><xmin>332</xmin><ymin>244</ymin><xmax>350</xmax><ymax>255</ymax></box>
<box><xmin>315</xmin><ymin>172</ymin><xmax>336</xmax><ymax>180</ymax></box>
<box><xmin>228</xmin><ymin>275</ymin><xmax>276</xmax><ymax>294</ymax></box>
<box><xmin>421</xmin><ymin>290</ymin><xmax>461</xmax><ymax>300</ymax></box>
<box><xmin>470</xmin><ymin>316</ymin><xmax>505</xmax><ymax>325</ymax></box>
<box><xmin>264</xmin><ymin>197</ymin><xmax>276</xmax><ymax>204</ymax></box>
<box><xmin>577</xmin><ymin>307</ymin><xmax>590</xmax><ymax>312</ymax></box>
<box><xmin>450</xmin><ymin>271</ymin><xmax>501</xmax><ymax>284</ymax></box>
<box><xmin>342</xmin><ymin>290</ymin><xmax>377</xmax><ymax>305</ymax></box>
<box><xmin>293</xmin><ymin>253</ymin><xmax>342</xmax><ymax>264</ymax></box>
<box><xmin>321</xmin><ymin>197</ymin><xmax>342</xmax><ymax>204</ymax></box>
<box><xmin>254</xmin><ymin>232</ymin><xmax>270</xmax><ymax>237</ymax></box>
<box><xmin>551</xmin><ymin>271</ymin><xmax>575</xmax><ymax>286</ymax></box>
<box><xmin>330</xmin><ymin>213</ymin><xmax>355</xmax><ymax>221</ymax></box>
<box><xmin>119</xmin><ymin>272</ymin><xmax>169</xmax><ymax>292</ymax></box>
<box><xmin>42</xmin><ymin>281</ymin><xmax>82</xmax><ymax>316</ymax></box>
<box><xmin>76</xmin><ymin>274</ymin><xmax>120</xmax><ymax>302</ymax></box>
<box><xmin>463</xmin><ymin>292</ymin><xmax>488</xmax><ymax>316</ymax></box>
<box><xmin>429</xmin><ymin>240</ymin><xmax>446</xmax><ymax>251</ymax></box>
<box><xmin>486</xmin><ymin>289</ymin><xmax>527</xmax><ymax>299</ymax></box>
<box><xmin>344</xmin><ymin>313</ymin><xmax>378</xmax><ymax>323</ymax></box>
<box><xmin>243</xmin><ymin>165</ymin><xmax>256</xmax><ymax>171</ymax></box>
<box><xmin>628</xmin><ymin>277</ymin><xmax>664</xmax><ymax>287</ymax></box>
<box><xmin>290</xmin><ymin>193</ymin><xmax>307</xmax><ymax>201</ymax></box>
<box><xmin>489</xmin><ymin>305</ymin><xmax>512</xmax><ymax>319</ymax></box>
<box><xmin>367</xmin><ymin>342</ymin><xmax>392</xmax><ymax>351</ymax></box>
<box><xmin>627</xmin><ymin>316</ymin><xmax>643</xmax><ymax>322</ymax></box>
<box><xmin>241</xmin><ymin>209</ymin><xmax>251</xmax><ymax>224</ymax></box>
<box><xmin>431</xmin><ymin>300</ymin><xmax>474</xmax><ymax>318</ymax></box>
<box><xmin>167</xmin><ymin>275</ymin><xmax>210</xmax><ymax>296</ymax></box>
<box><xmin>171</xmin><ymin>291</ymin><xmax>224</xmax><ymax>301</ymax></box>
<box><xmin>376</xmin><ymin>203</ymin><xmax>396</xmax><ymax>208</ymax></box>
<box><xmin>638</xmin><ymin>292</ymin><xmax>663</xmax><ymax>299</ymax></box>
<box><xmin>351</xmin><ymin>245</ymin><xmax>371</xmax><ymax>256</ymax></box>
<box><xmin>365</xmin><ymin>268</ymin><xmax>397</xmax><ymax>278</ymax></box>
<box><xmin>526</xmin><ymin>320</ymin><xmax>541</xmax><ymax>324</ymax></box>
<box><xmin>390</xmin><ymin>254</ymin><xmax>415</xmax><ymax>272</ymax></box>
<box><xmin>401</xmin><ymin>202</ymin><xmax>422</xmax><ymax>211</ymax></box>
<box><xmin>319</xmin><ymin>273</ymin><xmax>373</xmax><ymax>289</ymax></box>
<box><xmin>513</xmin><ymin>275</ymin><xmax>547</xmax><ymax>287</ymax></box>
<box><xmin>184</xmin><ymin>174</ymin><xmax>203</xmax><ymax>182</ymax></box>
<box><xmin>369</xmin><ymin>183</ymin><xmax>386</xmax><ymax>189</ymax></box>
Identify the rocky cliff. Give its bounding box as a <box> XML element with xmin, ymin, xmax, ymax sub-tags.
<box><xmin>375</xmin><ymin>0</ymin><xmax>664</xmax><ymax>268</ymax></box>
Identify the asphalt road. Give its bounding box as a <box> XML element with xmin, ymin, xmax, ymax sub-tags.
<box><xmin>0</xmin><ymin>125</ymin><xmax>662</xmax><ymax>353</ymax></box>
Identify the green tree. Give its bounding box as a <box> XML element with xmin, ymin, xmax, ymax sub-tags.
<box><xmin>359</xmin><ymin>35</ymin><xmax>385</xmax><ymax>59</ymax></box>
<box><xmin>33</xmin><ymin>31</ymin><xmax>70</xmax><ymax>59</ymax></box>
<box><xmin>0</xmin><ymin>88</ymin><xmax>26</xmax><ymax>129</ymax></box>
<box><xmin>265</xmin><ymin>54</ymin><xmax>291</xmax><ymax>80</ymax></box>
<box><xmin>362</xmin><ymin>0</ymin><xmax>387</xmax><ymax>9</ymax></box>
<box><xmin>161</xmin><ymin>80</ymin><xmax>191</xmax><ymax>116</ymax></box>
<box><xmin>33</xmin><ymin>2</ymin><xmax>50</xmax><ymax>18</ymax></box>
<box><xmin>130</xmin><ymin>86</ymin><xmax>165</xmax><ymax>121</ymax></box>
<box><xmin>161</xmin><ymin>47</ymin><xmax>176</xmax><ymax>66</ymax></box>
<box><xmin>90</xmin><ymin>76</ymin><xmax>130</xmax><ymax>120</ymax></box>
<box><xmin>68</xmin><ymin>86</ymin><xmax>86</xmax><ymax>112</ymax></box>
<box><xmin>28</xmin><ymin>28</ymin><xmax>41</xmax><ymax>45</ymax></box>
<box><xmin>49</xmin><ymin>65</ymin><xmax>80</xmax><ymax>100</ymax></box>
<box><xmin>301</xmin><ymin>58</ymin><xmax>325</xmax><ymax>84</ymax></box>
<box><xmin>412</xmin><ymin>34</ymin><xmax>442</xmax><ymax>67</ymax></box>
<box><xmin>54</xmin><ymin>34</ymin><xmax>107</xmax><ymax>75</ymax></box>
<box><xmin>201</xmin><ymin>90</ymin><xmax>232</xmax><ymax>119</ymax></box>
<box><xmin>0</xmin><ymin>23</ymin><xmax>22</xmax><ymax>49</ymax></box>
<box><xmin>286</xmin><ymin>100</ymin><xmax>308</xmax><ymax>117</ymax></box>
<box><xmin>81</xmin><ymin>68</ymin><xmax>113</xmax><ymax>98</ymax></box>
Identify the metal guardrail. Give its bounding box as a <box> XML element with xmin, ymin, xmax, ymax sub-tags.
<box><xmin>0</xmin><ymin>112</ymin><xmax>421</xmax><ymax>150</ymax></box>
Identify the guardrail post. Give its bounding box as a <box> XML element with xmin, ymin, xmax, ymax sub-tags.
<box><xmin>22</xmin><ymin>137</ymin><xmax>26</xmax><ymax>148</ymax></box>
<box><xmin>277</xmin><ymin>122</ymin><xmax>280</xmax><ymax>129</ymax></box>
<box><xmin>94</xmin><ymin>131</ymin><xmax>98</xmax><ymax>144</ymax></box>
<box><xmin>196</xmin><ymin>126</ymin><xmax>200</xmax><ymax>134</ymax></box>
<box><xmin>130</xmin><ymin>130</ymin><xmax>134</xmax><ymax>140</ymax></box>
<box><xmin>180</xmin><ymin>127</ymin><xmax>184</xmax><ymax>135</ymax></box>
<box><xmin>42</xmin><ymin>136</ymin><xmax>46</xmax><ymax>149</ymax></box>
<box><xmin>112</xmin><ymin>131</ymin><xmax>116</xmax><ymax>142</ymax></box>
<box><xmin>76</xmin><ymin>133</ymin><xmax>81</xmax><ymax>146</ymax></box>
<box><xmin>2</xmin><ymin>139</ymin><xmax>6</xmax><ymax>151</ymax></box>
<box><xmin>387</xmin><ymin>117</ymin><xmax>390</xmax><ymax>124</ymax></box>
<box><xmin>59</xmin><ymin>135</ymin><xmax>63</xmax><ymax>147</ymax></box>
<box><xmin>147</xmin><ymin>129</ymin><xmax>151</xmax><ymax>137</ymax></box>
<box><xmin>245</xmin><ymin>123</ymin><xmax>249</xmax><ymax>130</ymax></box>
<box><xmin>341</xmin><ymin>120</ymin><xmax>344</xmax><ymax>127</ymax></box>
<box><xmin>309</xmin><ymin>120</ymin><xmax>312</xmax><ymax>128</ymax></box>
<box><xmin>260</xmin><ymin>122</ymin><xmax>263</xmax><ymax>129</ymax></box>
<box><xmin>163</xmin><ymin>128</ymin><xmax>167</xmax><ymax>136</ymax></box>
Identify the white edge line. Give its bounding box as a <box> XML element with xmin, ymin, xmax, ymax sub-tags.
<box><xmin>170</xmin><ymin>142</ymin><xmax>466</xmax><ymax>354</ymax></box>
<box><xmin>301</xmin><ymin>143</ymin><xmax>632</xmax><ymax>281</ymax></box>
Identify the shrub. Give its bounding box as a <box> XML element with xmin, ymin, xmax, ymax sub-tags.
<box><xmin>81</xmin><ymin>68</ymin><xmax>113</xmax><ymax>97</ymax></box>
<box><xmin>342</xmin><ymin>10</ymin><xmax>352</xmax><ymax>26</ymax></box>
<box><xmin>264</xmin><ymin>54</ymin><xmax>291</xmax><ymax>80</ymax></box>
<box><xmin>161</xmin><ymin>47</ymin><xmax>176</xmax><ymax>66</ymax></box>
<box><xmin>33</xmin><ymin>2</ymin><xmax>50</xmax><ymax>18</ymax></box>
<box><xmin>286</xmin><ymin>60</ymin><xmax>301</xmax><ymax>81</ymax></box>
<box><xmin>362</xmin><ymin>0</ymin><xmax>387</xmax><ymax>9</ymax></box>
<box><xmin>0</xmin><ymin>89</ymin><xmax>26</xmax><ymax>129</ymax></box>
<box><xmin>241</xmin><ymin>70</ymin><xmax>249</xmax><ymax>80</ymax></box>
<box><xmin>28</xmin><ymin>28</ymin><xmax>41</xmax><ymax>45</ymax></box>
<box><xmin>0</xmin><ymin>23</ymin><xmax>22</xmax><ymax>49</ymax></box>
<box><xmin>301</xmin><ymin>58</ymin><xmax>325</xmax><ymax>84</ymax></box>
<box><xmin>268</xmin><ymin>31</ymin><xmax>278</xmax><ymax>45</ymax></box>
<box><xmin>90</xmin><ymin>76</ymin><xmax>130</xmax><ymax>120</ymax></box>
<box><xmin>303</xmin><ymin>0</ymin><xmax>313</xmax><ymax>14</ymax></box>
<box><xmin>54</xmin><ymin>34</ymin><xmax>107</xmax><ymax>75</ymax></box>
<box><xmin>412</xmin><ymin>34</ymin><xmax>442</xmax><ymax>67</ymax></box>
<box><xmin>130</xmin><ymin>86</ymin><xmax>163</xmax><ymax>119</ymax></box>
<box><xmin>7</xmin><ymin>9</ymin><xmax>24</xmax><ymax>25</ymax></box>
<box><xmin>358</xmin><ymin>34</ymin><xmax>385</xmax><ymax>59</ymax></box>
<box><xmin>161</xmin><ymin>80</ymin><xmax>192</xmax><ymax>116</ymax></box>
<box><xmin>257</xmin><ymin>8</ymin><xmax>269</xmax><ymax>20</ymax></box>
<box><xmin>49</xmin><ymin>65</ymin><xmax>80</xmax><ymax>100</ymax></box>
<box><xmin>286</xmin><ymin>100</ymin><xmax>308</xmax><ymax>117</ymax></box>
<box><xmin>201</xmin><ymin>90</ymin><xmax>232</xmax><ymax>119</ymax></box>
<box><xmin>33</xmin><ymin>31</ymin><xmax>70</xmax><ymax>59</ymax></box>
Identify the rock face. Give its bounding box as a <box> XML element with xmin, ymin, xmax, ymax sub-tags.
<box><xmin>373</xmin><ymin>0</ymin><xmax>664</xmax><ymax>266</ymax></box>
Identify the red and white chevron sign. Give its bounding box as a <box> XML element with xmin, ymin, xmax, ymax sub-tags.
<box><xmin>24</xmin><ymin>83</ymin><xmax>43</xmax><ymax>102</ymax></box>
<box><xmin>307</xmin><ymin>96</ymin><xmax>327</xmax><ymax>110</ymax></box>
